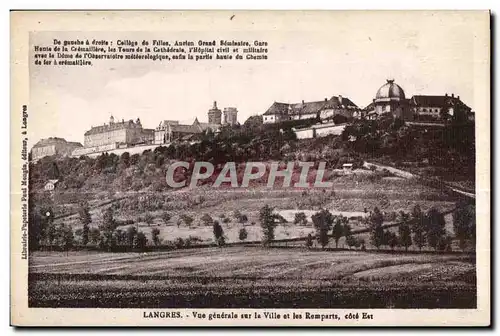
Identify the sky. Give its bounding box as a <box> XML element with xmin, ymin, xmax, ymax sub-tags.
<box><xmin>28</xmin><ymin>11</ymin><xmax>487</xmax><ymax>146</ymax></box>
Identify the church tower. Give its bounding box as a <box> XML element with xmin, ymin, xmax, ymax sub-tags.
<box><xmin>223</xmin><ymin>107</ymin><xmax>238</xmax><ymax>126</ymax></box>
<box><xmin>208</xmin><ymin>101</ymin><xmax>222</xmax><ymax>124</ymax></box>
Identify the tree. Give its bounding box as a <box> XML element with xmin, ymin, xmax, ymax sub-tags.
<box><xmin>387</xmin><ymin>231</ymin><xmax>399</xmax><ymax>251</ymax></box>
<box><xmin>98</xmin><ymin>208</ymin><xmax>117</xmax><ymax>250</ymax></box>
<box><xmin>426</xmin><ymin>208</ymin><xmax>446</xmax><ymax>251</ymax></box>
<box><xmin>345</xmin><ymin>235</ymin><xmax>357</xmax><ymax>249</ymax></box>
<box><xmin>398</xmin><ymin>211</ymin><xmax>412</xmax><ymax>252</ymax></box>
<box><xmin>151</xmin><ymin>228</ymin><xmax>160</xmax><ymax>246</ymax></box>
<box><xmin>58</xmin><ymin>224</ymin><xmax>74</xmax><ymax>252</ymax></box>
<box><xmin>201</xmin><ymin>213</ymin><xmax>214</xmax><ymax>226</ymax></box>
<box><xmin>172</xmin><ymin>237</ymin><xmax>183</xmax><ymax>249</ymax></box>
<box><xmin>28</xmin><ymin>209</ymin><xmax>44</xmax><ymax>251</ymax></box>
<box><xmin>369</xmin><ymin>207</ymin><xmax>384</xmax><ymax>229</ymax></box>
<box><xmin>238</xmin><ymin>227</ymin><xmax>248</xmax><ymax>242</ymax></box>
<box><xmin>120</xmin><ymin>151</ymin><xmax>130</xmax><ymax>168</ymax></box>
<box><xmin>133</xmin><ymin>231</ymin><xmax>148</xmax><ymax>250</ymax></box>
<box><xmin>259</xmin><ymin>205</ymin><xmax>278</xmax><ymax>246</ymax></box>
<box><xmin>243</xmin><ymin>115</ymin><xmax>263</xmax><ymax>129</ymax></box>
<box><xmin>359</xmin><ymin>238</ymin><xmax>366</xmax><ymax>251</ymax></box>
<box><xmin>161</xmin><ymin>212</ymin><xmax>172</xmax><ymax>225</ymax></box>
<box><xmin>113</xmin><ymin>229</ymin><xmax>125</xmax><ymax>246</ymax></box>
<box><xmin>100</xmin><ymin>208</ymin><xmax>116</xmax><ymax>232</ymax></box>
<box><xmin>312</xmin><ymin>209</ymin><xmax>334</xmax><ymax>249</ymax></box>
<box><xmin>144</xmin><ymin>212</ymin><xmax>154</xmax><ymax>226</ymax></box>
<box><xmin>411</xmin><ymin>204</ymin><xmax>425</xmax><ymax>230</ymax></box>
<box><xmin>238</xmin><ymin>214</ymin><xmax>248</xmax><ymax>224</ymax></box>
<box><xmin>332</xmin><ymin>220</ymin><xmax>344</xmax><ymax>249</ymax></box>
<box><xmin>81</xmin><ymin>223</ymin><xmax>90</xmax><ymax>246</ymax></box>
<box><xmin>78</xmin><ymin>205</ymin><xmax>92</xmax><ymax>246</ymax></box>
<box><xmin>371</xmin><ymin>224</ymin><xmax>385</xmax><ymax>250</ymax></box>
<box><xmin>413</xmin><ymin>225</ymin><xmax>426</xmax><ymax>251</ymax></box>
<box><xmin>98</xmin><ymin>231</ymin><xmax>116</xmax><ymax>252</ymax></box>
<box><xmin>74</xmin><ymin>228</ymin><xmax>83</xmax><ymax>240</ymax></box>
<box><xmin>45</xmin><ymin>221</ymin><xmax>57</xmax><ymax>246</ymax></box>
<box><xmin>438</xmin><ymin>235</ymin><xmax>453</xmax><ymax>252</ymax></box>
<box><xmin>305</xmin><ymin>233</ymin><xmax>314</xmax><ymax>249</ymax></box>
<box><xmin>213</xmin><ymin>220</ymin><xmax>225</xmax><ymax>246</ymax></box>
<box><xmin>181</xmin><ymin>214</ymin><xmax>194</xmax><ymax>227</ymax></box>
<box><xmin>233</xmin><ymin>210</ymin><xmax>242</xmax><ymax>221</ymax></box>
<box><xmin>341</xmin><ymin>218</ymin><xmax>354</xmax><ymax>249</ymax></box>
<box><xmin>294</xmin><ymin>212</ymin><xmax>308</xmax><ymax>226</ymax></box>
<box><xmin>89</xmin><ymin>227</ymin><xmax>101</xmax><ymax>245</ymax></box>
<box><xmin>39</xmin><ymin>208</ymin><xmax>56</xmax><ymax>246</ymax></box>
<box><xmin>126</xmin><ymin>226</ymin><xmax>138</xmax><ymax>247</ymax></box>
<box><xmin>453</xmin><ymin>201</ymin><xmax>476</xmax><ymax>251</ymax></box>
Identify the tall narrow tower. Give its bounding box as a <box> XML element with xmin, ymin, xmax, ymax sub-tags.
<box><xmin>208</xmin><ymin>101</ymin><xmax>222</xmax><ymax>124</ymax></box>
<box><xmin>223</xmin><ymin>107</ymin><xmax>238</xmax><ymax>126</ymax></box>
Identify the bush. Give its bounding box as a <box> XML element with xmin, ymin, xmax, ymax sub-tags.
<box><xmin>133</xmin><ymin>231</ymin><xmax>148</xmax><ymax>250</ymax></box>
<box><xmin>174</xmin><ymin>237</ymin><xmax>184</xmax><ymax>249</ymax></box>
<box><xmin>294</xmin><ymin>212</ymin><xmax>308</xmax><ymax>226</ymax></box>
<box><xmin>239</xmin><ymin>227</ymin><xmax>248</xmax><ymax>241</ymax></box>
<box><xmin>151</xmin><ymin>228</ymin><xmax>160</xmax><ymax>245</ymax></box>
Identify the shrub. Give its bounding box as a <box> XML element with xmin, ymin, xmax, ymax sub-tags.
<box><xmin>174</xmin><ymin>237</ymin><xmax>184</xmax><ymax>249</ymax></box>
<box><xmin>239</xmin><ymin>227</ymin><xmax>248</xmax><ymax>241</ymax></box>
<box><xmin>312</xmin><ymin>209</ymin><xmax>334</xmax><ymax>249</ymax></box>
<box><xmin>294</xmin><ymin>212</ymin><xmax>308</xmax><ymax>226</ymax></box>
<box><xmin>151</xmin><ymin>228</ymin><xmax>160</xmax><ymax>245</ymax></box>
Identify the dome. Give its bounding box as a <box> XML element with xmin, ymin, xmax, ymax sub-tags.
<box><xmin>375</xmin><ymin>79</ymin><xmax>405</xmax><ymax>100</ymax></box>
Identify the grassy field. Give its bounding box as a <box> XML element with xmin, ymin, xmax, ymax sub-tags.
<box><xmin>51</xmin><ymin>171</ymin><xmax>457</xmax><ymax>246</ymax></box>
<box><xmin>29</xmin><ymin>246</ymin><xmax>476</xmax><ymax>308</ymax></box>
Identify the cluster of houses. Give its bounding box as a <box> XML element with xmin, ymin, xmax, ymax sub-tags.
<box><xmin>31</xmin><ymin>101</ymin><xmax>238</xmax><ymax>161</ymax></box>
<box><xmin>262</xmin><ymin>79</ymin><xmax>474</xmax><ymax>125</ymax></box>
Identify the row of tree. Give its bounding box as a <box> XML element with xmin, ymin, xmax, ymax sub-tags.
<box><xmin>258</xmin><ymin>202</ymin><xmax>475</xmax><ymax>252</ymax></box>
<box><xmin>29</xmin><ymin>198</ymin><xmax>475</xmax><ymax>253</ymax></box>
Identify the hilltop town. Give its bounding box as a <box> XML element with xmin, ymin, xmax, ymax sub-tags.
<box><xmin>31</xmin><ymin>79</ymin><xmax>475</xmax><ymax>162</ymax></box>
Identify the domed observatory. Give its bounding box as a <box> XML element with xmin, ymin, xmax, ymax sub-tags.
<box><xmin>373</xmin><ymin>79</ymin><xmax>412</xmax><ymax>121</ymax></box>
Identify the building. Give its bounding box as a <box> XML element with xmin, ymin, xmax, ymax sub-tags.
<box><xmin>154</xmin><ymin>101</ymin><xmax>233</xmax><ymax>145</ymax></box>
<box><xmin>293</xmin><ymin>122</ymin><xmax>347</xmax><ymax>139</ymax></box>
<box><xmin>262</xmin><ymin>102</ymin><xmax>292</xmax><ymax>124</ymax></box>
<box><xmin>31</xmin><ymin>137</ymin><xmax>83</xmax><ymax>161</ymax></box>
<box><xmin>364</xmin><ymin>79</ymin><xmax>473</xmax><ymax>123</ymax></box>
<box><xmin>342</xmin><ymin>163</ymin><xmax>354</xmax><ymax>174</ymax></box>
<box><xmin>262</xmin><ymin>95</ymin><xmax>359</xmax><ymax>124</ymax></box>
<box><xmin>410</xmin><ymin>93</ymin><xmax>472</xmax><ymax>122</ymax></box>
<box><xmin>223</xmin><ymin>107</ymin><xmax>238</xmax><ymax>125</ymax></box>
<box><xmin>83</xmin><ymin>116</ymin><xmax>154</xmax><ymax>149</ymax></box>
<box><xmin>366</xmin><ymin>79</ymin><xmax>413</xmax><ymax>121</ymax></box>
<box><xmin>319</xmin><ymin>95</ymin><xmax>359</xmax><ymax>120</ymax></box>
<box><xmin>208</xmin><ymin>101</ymin><xmax>222</xmax><ymax>124</ymax></box>
<box><xmin>44</xmin><ymin>179</ymin><xmax>59</xmax><ymax>191</ymax></box>
<box><xmin>154</xmin><ymin>118</ymin><xmax>221</xmax><ymax>145</ymax></box>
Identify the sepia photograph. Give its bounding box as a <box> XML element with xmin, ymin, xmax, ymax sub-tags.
<box><xmin>10</xmin><ymin>10</ymin><xmax>490</xmax><ymax>326</ymax></box>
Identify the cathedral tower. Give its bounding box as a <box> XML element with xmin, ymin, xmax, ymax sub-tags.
<box><xmin>208</xmin><ymin>101</ymin><xmax>222</xmax><ymax>124</ymax></box>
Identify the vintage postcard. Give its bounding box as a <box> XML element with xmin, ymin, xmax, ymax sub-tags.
<box><xmin>10</xmin><ymin>10</ymin><xmax>490</xmax><ymax>326</ymax></box>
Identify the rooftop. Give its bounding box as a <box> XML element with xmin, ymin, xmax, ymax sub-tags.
<box><xmin>263</xmin><ymin>95</ymin><xmax>358</xmax><ymax>116</ymax></box>
<box><xmin>85</xmin><ymin>119</ymin><xmax>142</xmax><ymax>136</ymax></box>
